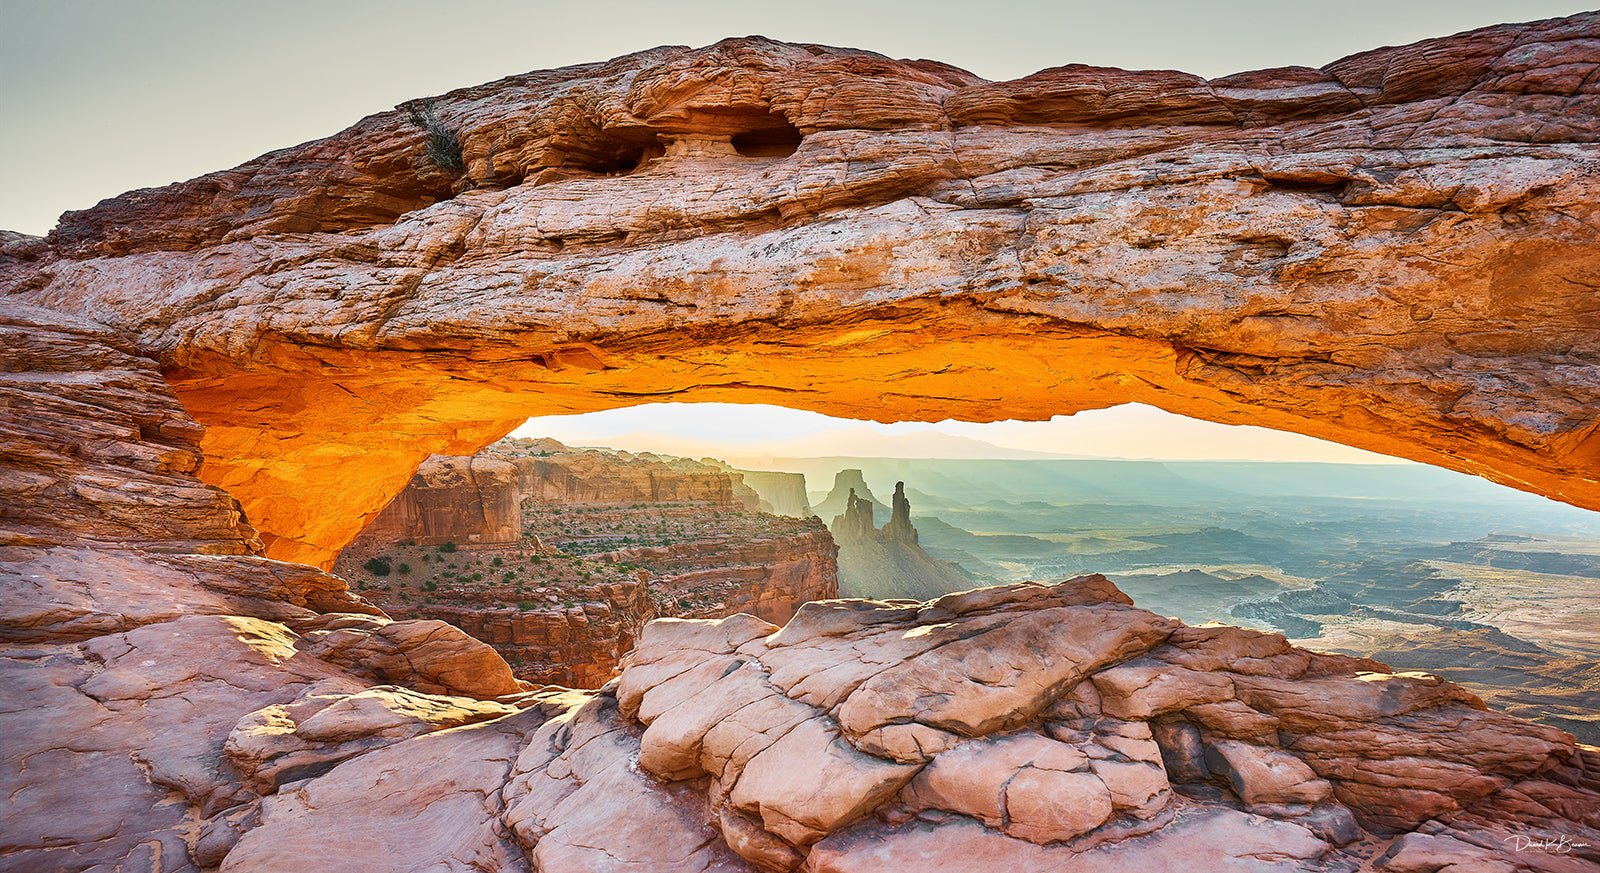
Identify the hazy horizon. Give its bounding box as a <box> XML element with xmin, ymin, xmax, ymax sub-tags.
<box><xmin>511</xmin><ymin>402</ymin><xmax>1416</xmax><ymax>464</ymax></box>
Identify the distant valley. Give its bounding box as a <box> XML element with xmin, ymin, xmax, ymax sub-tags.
<box><xmin>754</xmin><ymin>455</ymin><xmax>1600</xmax><ymax>744</ymax></box>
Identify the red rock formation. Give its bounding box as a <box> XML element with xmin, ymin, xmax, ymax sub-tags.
<box><xmin>595</xmin><ymin>525</ymin><xmax>839</xmax><ymax>626</ymax></box>
<box><xmin>4</xmin><ymin>18</ymin><xmax>1600</xmax><ymax>873</ymax></box>
<box><xmin>496</xmin><ymin>438</ymin><xmax>745</xmax><ymax>507</ymax></box>
<box><xmin>338</xmin><ymin>439</ymin><xmax>835</xmax><ymax>683</ymax></box>
<box><xmin>0</xmin><ymin>301</ymin><xmax>533</xmax><ymax>870</ymax></box>
<box><xmin>384</xmin><ymin>579</ymin><xmax>650</xmax><ymax>688</ymax></box>
<box><xmin>354</xmin><ymin>454</ymin><xmax>520</xmax><ymax>547</ymax></box>
<box><xmin>4</xmin><ymin>17</ymin><xmax>1597</xmax><ymax>567</ymax></box>
<box><xmin>3</xmin><ymin>298</ymin><xmax>1597</xmax><ymax>873</ymax></box>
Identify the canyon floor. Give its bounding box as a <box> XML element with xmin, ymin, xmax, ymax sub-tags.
<box><xmin>748</xmin><ymin>456</ymin><xmax>1600</xmax><ymax>746</ymax></box>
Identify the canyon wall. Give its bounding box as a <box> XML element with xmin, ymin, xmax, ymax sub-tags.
<box><xmin>381</xmin><ymin>578</ymin><xmax>650</xmax><ymax>688</ymax></box>
<box><xmin>353</xmin><ymin>454</ymin><xmax>520</xmax><ymax>547</ymax></box>
<box><xmin>709</xmin><ymin>463</ymin><xmax>815</xmax><ymax>517</ymax></box>
<box><xmin>496</xmin><ymin>438</ymin><xmax>747</xmax><ymax>507</ymax></box>
<box><xmin>3</xmin><ymin>17</ymin><xmax>1597</xmax><ymax>567</ymax></box>
<box><xmin>595</xmin><ymin>525</ymin><xmax>839</xmax><ymax>626</ymax></box>
<box><xmin>337</xmin><ymin>439</ymin><xmax>835</xmax><ymax>684</ymax></box>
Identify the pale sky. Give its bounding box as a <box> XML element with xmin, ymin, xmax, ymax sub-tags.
<box><xmin>4</xmin><ymin>0</ymin><xmax>1590</xmax><ymax>235</ymax></box>
<box><xmin>6</xmin><ymin>1</ymin><xmax>1588</xmax><ymax>463</ymax></box>
<box><xmin>512</xmin><ymin>402</ymin><xmax>1411</xmax><ymax>463</ymax></box>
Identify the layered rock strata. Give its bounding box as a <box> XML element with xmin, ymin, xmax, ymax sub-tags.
<box><xmin>4</xmin><ymin>17</ymin><xmax>1597</xmax><ymax>567</ymax></box>
<box><xmin>336</xmin><ymin>439</ymin><xmax>835</xmax><ymax>684</ymax></box>
<box><xmin>0</xmin><ymin>300</ymin><xmax>535</xmax><ymax>871</ymax></box>
<box><xmin>495</xmin><ymin>438</ymin><xmax>750</xmax><ymax>508</ymax></box>
<box><xmin>595</xmin><ymin>526</ymin><xmax>839</xmax><ymax>626</ymax></box>
<box><xmin>354</xmin><ymin>454</ymin><xmax>521</xmax><ymax>546</ymax></box>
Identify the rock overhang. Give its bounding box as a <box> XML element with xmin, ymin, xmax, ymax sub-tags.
<box><xmin>0</xmin><ymin>17</ymin><xmax>1596</xmax><ymax>568</ymax></box>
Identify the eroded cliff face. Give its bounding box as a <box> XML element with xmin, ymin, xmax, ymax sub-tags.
<box><xmin>2</xmin><ymin>299</ymin><xmax>1597</xmax><ymax>873</ymax></box>
<box><xmin>3</xmin><ymin>17</ymin><xmax>1597</xmax><ymax>567</ymax></box>
<box><xmin>354</xmin><ymin>454</ymin><xmax>521</xmax><ymax>546</ymax></box>
<box><xmin>597</xmin><ymin>526</ymin><xmax>839</xmax><ymax>626</ymax></box>
<box><xmin>335</xmin><ymin>438</ymin><xmax>835</xmax><ymax>685</ymax></box>
<box><xmin>500</xmin><ymin>438</ymin><xmax>748</xmax><ymax>507</ymax></box>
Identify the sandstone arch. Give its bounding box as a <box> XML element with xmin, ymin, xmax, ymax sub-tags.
<box><xmin>3</xmin><ymin>18</ymin><xmax>1598</xmax><ymax>569</ymax></box>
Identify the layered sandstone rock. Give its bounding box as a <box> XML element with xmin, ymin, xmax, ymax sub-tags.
<box><xmin>496</xmin><ymin>438</ymin><xmax>747</xmax><ymax>507</ymax></box>
<box><xmin>0</xmin><ymin>301</ymin><xmax>540</xmax><ymax>872</ymax></box>
<box><xmin>595</xmin><ymin>525</ymin><xmax>838</xmax><ymax>626</ymax></box>
<box><xmin>380</xmin><ymin>579</ymin><xmax>651</xmax><ymax>688</ymax></box>
<box><xmin>354</xmin><ymin>454</ymin><xmax>521</xmax><ymax>547</ymax></box>
<box><xmin>4</xmin><ymin>17</ymin><xmax>1597</xmax><ymax>567</ymax></box>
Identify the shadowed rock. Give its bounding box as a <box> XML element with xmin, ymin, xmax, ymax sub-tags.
<box><xmin>4</xmin><ymin>17</ymin><xmax>1598</xmax><ymax>567</ymax></box>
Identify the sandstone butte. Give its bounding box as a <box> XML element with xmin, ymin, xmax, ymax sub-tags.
<box><xmin>1</xmin><ymin>13</ymin><xmax>1599</xmax><ymax>873</ymax></box>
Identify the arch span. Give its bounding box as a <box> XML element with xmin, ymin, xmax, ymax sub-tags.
<box><xmin>4</xmin><ymin>23</ymin><xmax>1597</xmax><ymax>568</ymax></box>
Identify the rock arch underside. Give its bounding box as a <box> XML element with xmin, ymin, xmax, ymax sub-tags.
<box><xmin>3</xmin><ymin>14</ymin><xmax>1600</xmax><ymax>873</ymax></box>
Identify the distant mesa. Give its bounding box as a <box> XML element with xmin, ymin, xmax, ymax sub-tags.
<box><xmin>812</xmin><ymin>468</ymin><xmax>891</xmax><ymax>521</ymax></box>
<box><xmin>337</xmin><ymin>437</ymin><xmax>836</xmax><ymax>687</ymax></box>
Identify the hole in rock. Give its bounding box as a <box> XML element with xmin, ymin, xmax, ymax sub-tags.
<box><xmin>732</xmin><ymin>121</ymin><xmax>803</xmax><ymax>158</ymax></box>
<box><xmin>331</xmin><ymin>400</ymin><xmax>1600</xmax><ymax>746</ymax></box>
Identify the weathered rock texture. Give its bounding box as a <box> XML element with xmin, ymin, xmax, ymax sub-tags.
<box><xmin>4</xmin><ymin>16</ymin><xmax>1597</xmax><ymax>567</ymax></box>
<box><xmin>216</xmin><ymin>576</ymin><xmax>1600</xmax><ymax>873</ymax></box>
<box><xmin>355</xmin><ymin>454</ymin><xmax>520</xmax><ymax>546</ymax></box>
<box><xmin>3</xmin><ymin>296</ymin><xmax>1597</xmax><ymax>872</ymax></box>
<box><xmin>498</xmin><ymin>438</ymin><xmax>749</xmax><ymax>508</ymax></box>
<box><xmin>0</xmin><ymin>300</ymin><xmax>537</xmax><ymax>872</ymax></box>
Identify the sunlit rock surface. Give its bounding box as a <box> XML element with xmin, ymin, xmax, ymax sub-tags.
<box><xmin>3</xmin><ymin>15</ymin><xmax>1598</xmax><ymax>567</ymax></box>
<box><xmin>2</xmin><ymin>16</ymin><xmax>1599</xmax><ymax>873</ymax></box>
<box><xmin>1</xmin><ymin>295</ymin><xmax>1595</xmax><ymax>870</ymax></box>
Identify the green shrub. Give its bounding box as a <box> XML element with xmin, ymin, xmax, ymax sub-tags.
<box><xmin>396</xmin><ymin>563</ymin><xmax>411</xmax><ymax>574</ymax></box>
<box><xmin>362</xmin><ymin>557</ymin><xmax>392</xmax><ymax>576</ymax></box>
<box><xmin>438</xmin><ymin>541</ymin><xmax>457</xmax><ymax>554</ymax></box>
<box><xmin>402</xmin><ymin>99</ymin><xmax>465</xmax><ymax>172</ymax></box>
<box><xmin>424</xmin><ymin>580</ymin><xmax>437</xmax><ymax>592</ymax></box>
<box><xmin>492</xmin><ymin>556</ymin><xmax>503</xmax><ymax>567</ymax></box>
<box><xmin>517</xmin><ymin>600</ymin><xmax>535</xmax><ymax>611</ymax></box>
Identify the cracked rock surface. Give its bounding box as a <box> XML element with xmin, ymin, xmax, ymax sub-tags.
<box><xmin>3</xmin><ymin>16</ymin><xmax>1597</xmax><ymax>567</ymax></box>
<box><xmin>3</xmin><ymin>19</ymin><xmax>1600</xmax><ymax>873</ymax></box>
